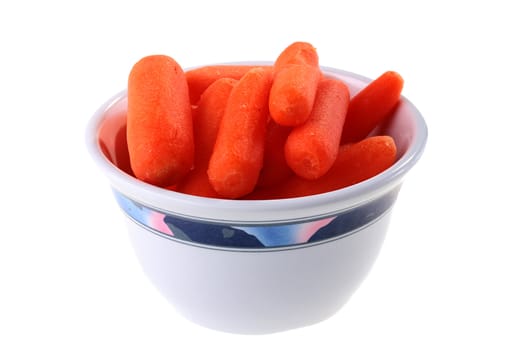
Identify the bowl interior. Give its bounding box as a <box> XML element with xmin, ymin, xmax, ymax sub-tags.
<box><xmin>97</xmin><ymin>70</ymin><xmax>420</xmax><ymax>179</ymax></box>
<box><xmin>88</xmin><ymin>65</ymin><xmax>427</xmax><ymax>227</ymax></box>
<box><xmin>97</xmin><ymin>95</ymin><xmax>132</xmax><ymax>175</ymax></box>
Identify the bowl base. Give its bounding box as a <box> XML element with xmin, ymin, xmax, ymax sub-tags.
<box><xmin>125</xmin><ymin>209</ymin><xmax>392</xmax><ymax>334</ymax></box>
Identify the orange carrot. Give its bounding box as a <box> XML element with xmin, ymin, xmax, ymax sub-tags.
<box><xmin>245</xmin><ymin>136</ymin><xmax>397</xmax><ymax>199</ymax></box>
<box><xmin>256</xmin><ymin>119</ymin><xmax>293</xmax><ymax>188</ymax></box>
<box><xmin>185</xmin><ymin>65</ymin><xmax>261</xmax><ymax>105</ymax></box>
<box><xmin>274</xmin><ymin>41</ymin><xmax>319</xmax><ymax>69</ymax></box>
<box><xmin>284</xmin><ymin>77</ymin><xmax>350</xmax><ymax>180</ymax></box>
<box><xmin>190</xmin><ymin>77</ymin><xmax>238</xmax><ymax>168</ymax></box>
<box><xmin>176</xmin><ymin>78</ymin><xmax>237</xmax><ymax>198</ymax></box>
<box><xmin>127</xmin><ymin>55</ymin><xmax>194</xmax><ymax>187</ymax></box>
<box><xmin>341</xmin><ymin>71</ymin><xmax>404</xmax><ymax>144</ymax></box>
<box><xmin>269</xmin><ymin>42</ymin><xmax>321</xmax><ymax>126</ymax></box>
<box><xmin>269</xmin><ymin>64</ymin><xmax>321</xmax><ymax>126</ymax></box>
<box><xmin>207</xmin><ymin>67</ymin><xmax>273</xmax><ymax>199</ymax></box>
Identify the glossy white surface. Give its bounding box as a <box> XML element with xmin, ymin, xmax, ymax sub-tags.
<box><xmin>126</xmin><ymin>211</ymin><xmax>392</xmax><ymax>334</ymax></box>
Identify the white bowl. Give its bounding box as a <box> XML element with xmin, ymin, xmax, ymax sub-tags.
<box><xmin>86</xmin><ymin>64</ymin><xmax>427</xmax><ymax>334</ymax></box>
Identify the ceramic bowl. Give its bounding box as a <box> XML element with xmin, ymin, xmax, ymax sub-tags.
<box><xmin>86</xmin><ymin>64</ymin><xmax>427</xmax><ymax>334</ymax></box>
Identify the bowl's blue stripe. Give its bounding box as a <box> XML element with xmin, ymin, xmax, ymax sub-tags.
<box><xmin>113</xmin><ymin>188</ymin><xmax>399</xmax><ymax>249</ymax></box>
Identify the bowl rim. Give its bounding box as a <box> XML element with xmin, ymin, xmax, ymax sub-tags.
<box><xmin>85</xmin><ymin>63</ymin><xmax>428</xmax><ymax>224</ymax></box>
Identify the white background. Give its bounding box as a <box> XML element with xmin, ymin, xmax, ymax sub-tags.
<box><xmin>1</xmin><ymin>1</ymin><xmax>524</xmax><ymax>349</ymax></box>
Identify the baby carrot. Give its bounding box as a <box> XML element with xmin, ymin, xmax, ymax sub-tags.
<box><xmin>341</xmin><ymin>71</ymin><xmax>404</xmax><ymax>144</ymax></box>
<box><xmin>185</xmin><ymin>65</ymin><xmax>261</xmax><ymax>104</ymax></box>
<box><xmin>127</xmin><ymin>55</ymin><xmax>194</xmax><ymax>187</ymax></box>
<box><xmin>190</xmin><ymin>77</ymin><xmax>238</xmax><ymax>168</ymax></box>
<box><xmin>176</xmin><ymin>78</ymin><xmax>238</xmax><ymax>198</ymax></box>
<box><xmin>256</xmin><ymin>119</ymin><xmax>293</xmax><ymax>188</ymax></box>
<box><xmin>207</xmin><ymin>67</ymin><xmax>273</xmax><ymax>199</ymax></box>
<box><xmin>177</xmin><ymin>170</ymin><xmax>221</xmax><ymax>198</ymax></box>
<box><xmin>269</xmin><ymin>64</ymin><xmax>321</xmax><ymax>126</ymax></box>
<box><xmin>284</xmin><ymin>77</ymin><xmax>350</xmax><ymax>180</ymax></box>
<box><xmin>274</xmin><ymin>41</ymin><xmax>319</xmax><ymax>69</ymax></box>
<box><xmin>245</xmin><ymin>136</ymin><xmax>397</xmax><ymax>199</ymax></box>
<box><xmin>269</xmin><ymin>42</ymin><xmax>321</xmax><ymax>126</ymax></box>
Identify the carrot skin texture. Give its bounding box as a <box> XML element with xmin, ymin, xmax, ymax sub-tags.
<box><xmin>269</xmin><ymin>42</ymin><xmax>321</xmax><ymax>126</ymax></box>
<box><xmin>284</xmin><ymin>77</ymin><xmax>350</xmax><ymax>180</ymax></box>
<box><xmin>185</xmin><ymin>65</ymin><xmax>261</xmax><ymax>105</ymax></box>
<box><xmin>207</xmin><ymin>68</ymin><xmax>274</xmax><ymax>199</ymax></box>
<box><xmin>245</xmin><ymin>136</ymin><xmax>397</xmax><ymax>199</ymax></box>
<box><xmin>256</xmin><ymin>119</ymin><xmax>293</xmax><ymax>188</ymax></box>
<box><xmin>274</xmin><ymin>41</ymin><xmax>319</xmax><ymax>69</ymax></box>
<box><xmin>341</xmin><ymin>71</ymin><xmax>404</xmax><ymax>144</ymax></box>
<box><xmin>177</xmin><ymin>78</ymin><xmax>237</xmax><ymax>198</ymax></box>
<box><xmin>127</xmin><ymin>55</ymin><xmax>194</xmax><ymax>187</ymax></box>
<box><xmin>191</xmin><ymin>78</ymin><xmax>238</xmax><ymax>167</ymax></box>
<box><xmin>269</xmin><ymin>64</ymin><xmax>321</xmax><ymax>126</ymax></box>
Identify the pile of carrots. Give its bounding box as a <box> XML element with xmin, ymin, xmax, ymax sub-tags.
<box><xmin>126</xmin><ymin>42</ymin><xmax>403</xmax><ymax>200</ymax></box>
